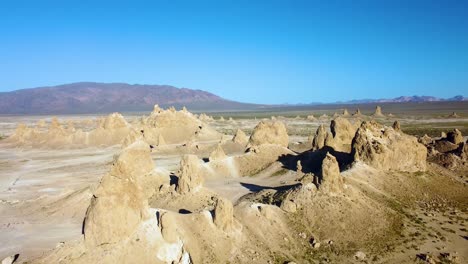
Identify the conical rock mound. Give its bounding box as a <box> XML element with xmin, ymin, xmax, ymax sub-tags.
<box><xmin>232</xmin><ymin>129</ymin><xmax>248</xmax><ymax>146</ymax></box>
<box><xmin>248</xmin><ymin>121</ymin><xmax>289</xmax><ymax>148</ymax></box>
<box><xmin>372</xmin><ymin>106</ymin><xmax>384</xmax><ymax>117</ymax></box>
<box><xmin>177</xmin><ymin>155</ymin><xmax>204</xmax><ymax>194</ymax></box>
<box><xmin>319</xmin><ymin>153</ymin><xmax>344</xmax><ymax>193</ymax></box>
<box><xmin>84</xmin><ymin>140</ymin><xmax>153</xmax><ymax>247</ymax></box>
<box><xmin>210</xmin><ymin>144</ymin><xmax>227</xmax><ymax>161</ymax></box>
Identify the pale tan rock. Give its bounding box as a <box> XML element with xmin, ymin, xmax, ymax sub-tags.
<box><xmin>352</xmin><ymin>121</ymin><xmax>427</xmax><ymax>172</ymax></box>
<box><xmin>84</xmin><ymin>141</ymin><xmax>153</xmax><ymax>247</ymax></box>
<box><xmin>306</xmin><ymin>115</ymin><xmax>316</xmax><ymax>121</ymax></box>
<box><xmin>99</xmin><ymin>112</ymin><xmax>129</xmax><ymax>129</ymax></box>
<box><xmin>177</xmin><ymin>155</ymin><xmax>204</xmax><ymax>194</ymax></box>
<box><xmin>342</xmin><ymin>109</ymin><xmax>350</xmax><ymax>117</ymax></box>
<box><xmin>213</xmin><ymin>197</ymin><xmax>234</xmax><ymax>232</ymax></box>
<box><xmin>328</xmin><ymin>117</ymin><xmax>357</xmax><ymax>152</ymax></box>
<box><xmin>157</xmin><ymin>133</ymin><xmax>166</xmax><ymax>146</ymax></box>
<box><xmin>232</xmin><ymin>129</ymin><xmax>248</xmax><ymax>146</ymax></box>
<box><xmin>418</xmin><ymin>134</ymin><xmax>433</xmax><ymax>146</ymax></box>
<box><xmin>311</xmin><ymin>125</ymin><xmax>327</xmax><ymax>150</ymax></box>
<box><xmin>210</xmin><ymin>144</ymin><xmax>227</xmax><ymax>161</ymax></box>
<box><xmin>446</xmin><ymin>129</ymin><xmax>463</xmax><ymax>144</ymax></box>
<box><xmin>353</xmin><ymin>109</ymin><xmax>362</xmax><ymax>116</ymax></box>
<box><xmin>372</xmin><ymin>106</ymin><xmax>384</xmax><ymax>117</ymax></box>
<box><xmin>248</xmin><ymin>121</ymin><xmax>289</xmax><ymax>148</ymax></box>
<box><xmin>319</xmin><ymin>153</ymin><xmax>343</xmax><ymax>193</ymax></box>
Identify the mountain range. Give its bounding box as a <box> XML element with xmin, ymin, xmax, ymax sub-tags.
<box><xmin>0</xmin><ymin>82</ymin><xmax>260</xmax><ymax>114</ymax></box>
<box><xmin>0</xmin><ymin>82</ymin><xmax>465</xmax><ymax>114</ymax></box>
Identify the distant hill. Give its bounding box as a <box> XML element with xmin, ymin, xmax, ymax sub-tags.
<box><xmin>339</xmin><ymin>95</ymin><xmax>467</xmax><ymax>104</ymax></box>
<box><xmin>0</xmin><ymin>82</ymin><xmax>261</xmax><ymax>114</ymax></box>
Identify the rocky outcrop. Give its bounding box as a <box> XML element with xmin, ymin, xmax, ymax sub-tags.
<box><xmin>210</xmin><ymin>144</ymin><xmax>227</xmax><ymax>161</ymax></box>
<box><xmin>84</xmin><ymin>141</ymin><xmax>154</xmax><ymax>246</ymax></box>
<box><xmin>311</xmin><ymin>125</ymin><xmax>328</xmax><ymax>151</ymax></box>
<box><xmin>353</xmin><ymin>109</ymin><xmax>362</xmax><ymax>117</ymax></box>
<box><xmin>232</xmin><ymin>129</ymin><xmax>248</xmax><ymax>146</ymax></box>
<box><xmin>213</xmin><ymin>197</ymin><xmax>234</xmax><ymax>232</ymax></box>
<box><xmin>328</xmin><ymin>117</ymin><xmax>357</xmax><ymax>152</ymax></box>
<box><xmin>319</xmin><ymin>153</ymin><xmax>344</xmax><ymax>193</ymax></box>
<box><xmin>446</xmin><ymin>129</ymin><xmax>464</xmax><ymax>145</ymax></box>
<box><xmin>372</xmin><ymin>106</ymin><xmax>384</xmax><ymax>117</ymax></box>
<box><xmin>352</xmin><ymin>121</ymin><xmax>427</xmax><ymax>172</ymax></box>
<box><xmin>342</xmin><ymin>109</ymin><xmax>350</xmax><ymax>117</ymax></box>
<box><xmin>248</xmin><ymin>121</ymin><xmax>289</xmax><ymax>148</ymax></box>
<box><xmin>177</xmin><ymin>155</ymin><xmax>204</xmax><ymax>194</ymax></box>
<box><xmin>138</xmin><ymin>105</ymin><xmax>222</xmax><ymax>145</ymax></box>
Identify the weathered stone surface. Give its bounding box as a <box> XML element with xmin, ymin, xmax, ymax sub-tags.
<box><xmin>177</xmin><ymin>155</ymin><xmax>204</xmax><ymax>194</ymax></box>
<box><xmin>248</xmin><ymin>121</ymin><xmax>289</xmax><ymax>148</ymax></box>
<box><xmin>352</xmin><ymin>121</ymin><xmax>427</xmax><ymax>172</ymax></box>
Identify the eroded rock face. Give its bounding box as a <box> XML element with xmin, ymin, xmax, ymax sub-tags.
<box><xmin>99</xmin><ymin>112</ymin><xmax>129</xmax><ymax>129</ymax></box>
<box><xmin>139</xmin><ymin>105</ymin><xmax>221</xmax><ymax>145</ymax></box>
<box><xmin>232</xmin><ymin>129</ymin><xmax>248</xmax><ymax>146</ymax></box>
<box><xmin>319</xmin><ymin>153</ymin><xmax>344</xmax><ymax>193</ymax></box>
<box><xmin>84</xmin><ymin>140</ymin><xmax>153</xmax><ymax>247</ymax></box>
<box><xmin>311</xmin><ymin>125</ymin><xmax>328</xmax><ymax>151</ymax></box>
<box><xmin>213</xmin><ymin>197</ymin><xmax>234</xmax><ymax>232</ymax></box>
<box><xmin>352</xmin><ymin>121</ymin><xmax>427</xmax><ymax>172</ymax></box>
<box><xmin>372</xmin><ymin>106</ymin><xmax>384</xmax><ymax>117</ymax></box>
<box><xmin>248</xmin><ymin>121</ymin><xmax>289</xmax><ymax>148</ymax></box>
<box><xmin>446</xmin><ymin>129</ymin><xmax>464</xmax><ymax>145</ymax></box>
<box><xmin>328</xmin><ymin>117</ymin><xmax>357</xmax><ymax>153</ymax></box>
<box><xmin>209</xmin><ymin>144</ymin><xmax>227</xmax><ymax>161</ymax></box>
<box><xmin>342</xmin><ymin>109</ymin><xmax>350</xmax><ymax>117</ymax></box>
<box><xmin>177</xmin><ymin>155</ymin><xmax>204</xmax><ymax>194</ymax></box>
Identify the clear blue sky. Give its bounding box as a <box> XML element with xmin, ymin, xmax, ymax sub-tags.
<box><xmin>1</xmin><ymin>0</ymin><xmax>467</xmax><ymax>104</ymax></box>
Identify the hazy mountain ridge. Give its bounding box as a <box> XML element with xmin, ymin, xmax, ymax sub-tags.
<box><xmin>0</xmin><ymin>82</ymin><xmax>465</xmax><ymax>114</ymax></box>
<box><xmin>0</xmin><ymin>82</ymin><xmax>260</xmax><ymax>114</ymax></box>
<box><xmin>340</xmin><ymin>95</ymin><xmax>466</xmax><ymax>104</ymax></box>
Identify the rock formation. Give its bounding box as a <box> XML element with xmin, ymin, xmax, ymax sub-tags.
<box><xmin>307</xmin><ymin>115</ymin><xmax>316</xmax><ymax>121</ymax></box>
<box><xmin>311</xmin><ymin>125</ymin><xmax>328</xmax><ymax>151</ymax></box>
<box><xmin>177</xmin><ymin>155</ymin><xmax>204</xmax><ymax>194</ymax></box>
<box><xmin>372</xmin><ymin>106</ymin><xmax>384</xmax><ymax>117</ymax></box>
<box><xmin>352</xmin><ymin>121</ymin><xmax>427</xmax><ymax>172</ymax></box>
<box><xmin>342</xmin><ymin>109</ymin><xmax>350</xmax><ymax>117</ymax></box>
<box><xmin>213</xmin><ymin>197</ymin><xmax>234</xmax><ymax>232</ymax></box>
<box><xmin>353</xmin><ymin>109</ymin><xmax>362</xmax><ymax>117</ymax></box>
<box><xmin>84</xmin><ymin>141</ymin><xmax>154</xmax><ymax>246</ymax></box>
<box><xmin>210</xmin><ymin>144</ymin><xmax>227</xmax><ymax>161</ymax></box>
<box><xmin>319</xmin><ymin>153</ymin><xmax>344</xmax><ymax>193</ymax></box>
<box><xmin>248</xmin><ymin>121</ymin><xmax>289</xmax><ymax>148</ymax></box>
<box><xmin>446</xmin><ymin>129</ymin><xmax>464</xmax><ymax>145</ymax></box>
<box><xmin>328</xmin><ymin>117</ymin><xmax>357</xmax><ymax>152</ymax></box>
<box><xmin>139</xmin><ymin>105</ymin><xmax>222</xmax><ymax>145</ymax></box>
<box><xmin>232</xmin><ymin>129</ymin><xmax>248</xmax><ymax>146</ymax></box>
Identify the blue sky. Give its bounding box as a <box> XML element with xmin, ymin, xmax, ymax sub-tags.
<box><xmin>0</xmin><ymin>0</ymin><xmax>467</xmax><ymax>104</ymax></box>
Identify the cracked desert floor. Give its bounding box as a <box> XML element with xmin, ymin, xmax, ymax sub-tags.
<box><xmin>0</xmin><ymin>103</ymin><xmax>467</xmax><ymax>264</ymax></box>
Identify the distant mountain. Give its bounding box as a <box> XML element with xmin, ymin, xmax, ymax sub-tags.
<box><xmin>0</xmin><ymin>82</ymin><xmax>261</xmax><ymax>114</ymax></box>
<box><xmin>339</xmin><ymin>95</ymin><xmax>467</xmax><ymax>104</ymax></box>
